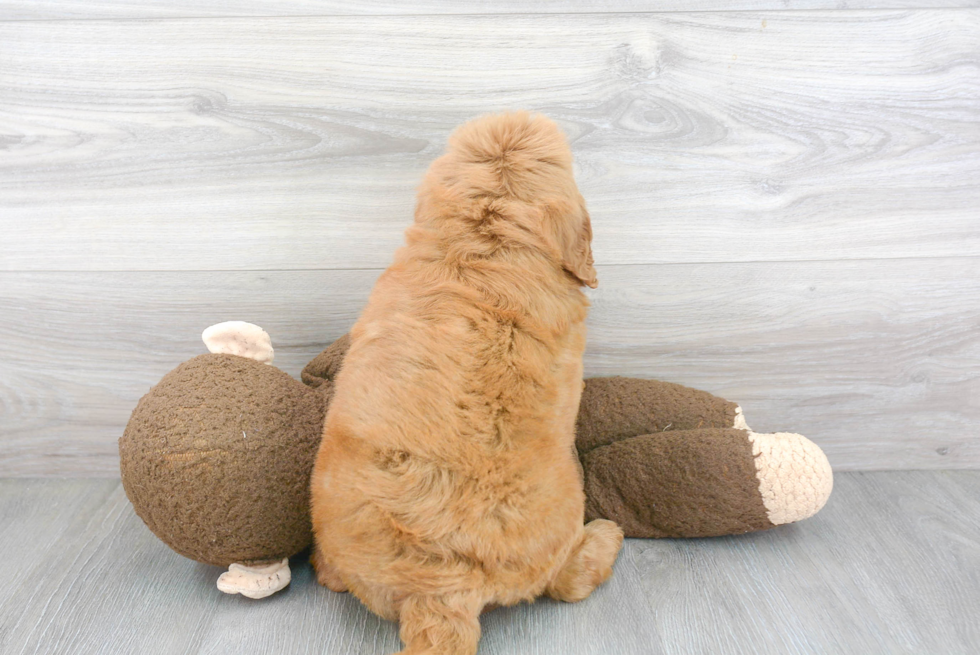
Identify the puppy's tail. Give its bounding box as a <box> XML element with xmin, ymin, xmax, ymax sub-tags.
<box><xmin>444</xmin><ymin>111</ymin><xmax>574</xmax><ymax>200</ymax></box>
<box><xmin>397</xmin><ymin>592</ymin><xmax>482</xmax><ymax>655</ymax></box>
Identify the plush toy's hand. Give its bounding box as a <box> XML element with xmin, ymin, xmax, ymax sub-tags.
<box><xmin>202</xmin><ymin>321</ymin><xmax>275</xmax><ymax>364</ymax></box>
<box><xmin>216</xmin><ymin>559</ymin><xmax>291</xmax><ymax>599</ymax></box>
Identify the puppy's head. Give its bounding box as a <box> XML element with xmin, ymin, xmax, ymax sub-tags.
<box><xmin>416</xmin><ymin>112</ymin><xmax>597</xmax><ymax>289</ymax></box>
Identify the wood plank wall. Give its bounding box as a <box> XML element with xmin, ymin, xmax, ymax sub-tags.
<box><xmin>1</xmin><ymin>2</ymin><xmax>978</xmax><ymax>475</ymax></box>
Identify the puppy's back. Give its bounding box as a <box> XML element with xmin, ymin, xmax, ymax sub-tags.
<box><xmin>312</xmin><ymin>110</ymin><xmax>594</xmax><ymax>622</ymax></box>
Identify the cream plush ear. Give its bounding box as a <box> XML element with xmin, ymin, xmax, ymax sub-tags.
<box><xmin>568</xmin><ymin>209</ymin><xmax>598</xmax><ymax>289</ymax></box>
<box><xmin>202</xmin><ymin>321</ymin><xmax>275</xmax><ymax>364</ymax></box>
<box><xmin>546</xmin><ymin>199</ymin><xmax>598</xmax><ymax>289</ymax></box>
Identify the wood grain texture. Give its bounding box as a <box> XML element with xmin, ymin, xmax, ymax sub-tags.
<box><xmin>587</xmin><ymin>258</ymin><xmax>980</xmax><ymax>472</ymax></box>
<box><xmin>3</xmin><ymin>1</ymin><xmax>979</xmax><ymax>21</ymax></box>
<box><xmin>0</xmin><ymin>477</ymin><xmax>120</xmax><ymax>640</ymax></box>
<box><xmin>1</xmin><ymin>472</ymin><xmax>978</xmax><ymax>654</ymax></box>
<box><xmin>2</xmin><ymin>11</ymin><xmax>978</xmax><ymax>271</ymax></box>
<box><xmin>2</xmin><ymin>256</ymin><xmax>977</xmax><ymax>476</ymax></box>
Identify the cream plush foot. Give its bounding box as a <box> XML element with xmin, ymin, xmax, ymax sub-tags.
<box><xmin>216</xmin><ymin>558</ymin><xmax>291</xmax><ymax>599</ymax></box>
<box><xmin>735</xmin><ymin>406</ymin><xmax>834</xmax><ymax>526</ymax></box>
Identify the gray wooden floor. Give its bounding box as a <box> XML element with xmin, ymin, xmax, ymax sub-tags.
<box><xmin>2</xmin><ymin>471</ymin><xmax>978</xmax><ymax>654</ymax></box>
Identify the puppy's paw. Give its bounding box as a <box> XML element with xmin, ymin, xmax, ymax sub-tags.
<box><xmin>311</xmin><ymin>547</ymin><xmax>348</xmax><ymax>593</ymax></box>
<box><xmin>546</xmin><ymin>519</ymin><xmax>624</xmax><ymax>603</ymax></box>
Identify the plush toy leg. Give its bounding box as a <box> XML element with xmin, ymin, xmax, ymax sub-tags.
<box><xmin>575</xmin><ymin>377</ymin><xmax>740</xmax><ymax>455</ymax></box>
<box><xmin>581</xmin><ymin>428</ymin><xmax>832</xmax><ymax>538</ymax></box>
<box><xmin>216</xmin><ymin>558</ymin><xmax>291</xmax><ymax>599</ymax></box>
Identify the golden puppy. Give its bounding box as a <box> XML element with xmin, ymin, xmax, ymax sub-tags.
<box><xmin>310</xmin><ymin>112</ymin><xmax>624</xmax><ymax>655</ymax></box>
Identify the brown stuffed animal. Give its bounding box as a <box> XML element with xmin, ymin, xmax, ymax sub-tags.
<box><xmin>120</xmin><ymin>323</ymin><xmax>832</xmax><ymax>599</ymax></box>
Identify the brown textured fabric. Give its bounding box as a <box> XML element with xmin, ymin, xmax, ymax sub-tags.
<box><xmin>582</xmin><ymin>428</ymin><xmax>774</xmax><ymax>538</ymax></box>
<box><xmin>575</xmin><ymin>377</ymin><xmax>738</xmax><ymax>455</ymax></box>
<box><xmin>301</xmin><ymin>332</ymin><xmax>350</xmax><ymax>389</ymax></box>
<box><xmin>120</xmin><ymin>354</ymin><xmax>327</xmax><ymax>567</ymax></box>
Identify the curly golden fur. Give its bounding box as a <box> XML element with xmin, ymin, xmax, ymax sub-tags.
<box><xmin>310</xmin><ymin>112</ymin><xmax>623</xmax><ymax>655</ymax></box>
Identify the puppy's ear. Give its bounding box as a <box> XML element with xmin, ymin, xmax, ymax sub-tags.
<box><xmin>568</xmin><ymin>208</ymin><xmax>598</xmax><ymax>289</ymax></box>
<box><xmin>545</xmin><ymin>199</ymin><xmax>598</xmax><ymax>289</ymax></box>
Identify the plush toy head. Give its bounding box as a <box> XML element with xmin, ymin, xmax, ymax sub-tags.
<box><xmin>119</xmin><ymin>323</ymin><xmax>327</xmax><ymax>592</ymax></box>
